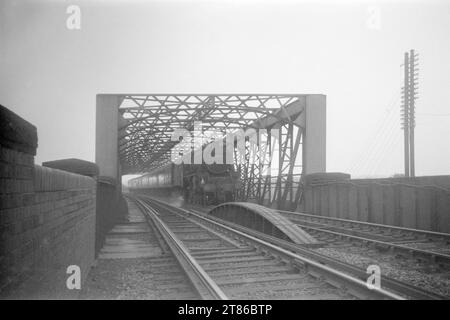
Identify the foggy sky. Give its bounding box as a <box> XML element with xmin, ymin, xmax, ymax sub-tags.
<box><xmin>1</xmin><ymin>0</ymin><xmax>449</xmax><ymax>179</ymax></box>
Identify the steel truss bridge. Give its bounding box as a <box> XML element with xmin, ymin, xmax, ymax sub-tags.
<box><xmin>97</xmin><ymin>94</ymin><xmax>326</xmax><ymax>210</ymax></box>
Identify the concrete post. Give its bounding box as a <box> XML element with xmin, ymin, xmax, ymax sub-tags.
<box><xmin>95</xmin><ymin>94</ymin><xmax>124</xmax><ymax>255</ymax></box>
<box><xmin>95</xmin><ymin>94</ymin><xmax>122</xmax><ymax>182</ymax></box>
<box><xmin>304</xmin><ymin>95</ymin><xmax>326</xmax><ymax>174</ymax></box>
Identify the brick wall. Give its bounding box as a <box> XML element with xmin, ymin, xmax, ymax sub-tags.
<box><xmin>0</xmin><ymin>105</ymin><xmax>96</xmax><ymax>299</ymax></box>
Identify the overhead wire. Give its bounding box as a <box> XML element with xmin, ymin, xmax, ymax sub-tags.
<box><xmin>349</xmin><ymin>92</ymin><xmax>400</xmax><ymax>176</ymax></box>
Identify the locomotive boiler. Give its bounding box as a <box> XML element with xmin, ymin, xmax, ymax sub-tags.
<box><xmin>128</xmin><ymin>162</ymin><xmax>241</xmax><ymax>205</ymax></box>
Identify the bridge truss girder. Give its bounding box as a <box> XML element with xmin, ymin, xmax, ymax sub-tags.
<box><xmin>97</xmin><ymin>94</ymin><xmax>325</xmax><ymax>210</ymax></box>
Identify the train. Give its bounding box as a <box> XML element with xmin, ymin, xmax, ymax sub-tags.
<box><xmin>128</xmin><ymin>162</ymin><xmax>241</xmax><ymax>205</ymax></box>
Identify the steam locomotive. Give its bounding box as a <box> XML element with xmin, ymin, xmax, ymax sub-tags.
<box><xmin>128</xmin><ymin>162</ymin><xmax>241</xmax><ymax>205</ymax></box>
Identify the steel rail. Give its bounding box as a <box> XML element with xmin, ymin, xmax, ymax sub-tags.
<box><xmin>288</xmin><ymin>220</ymin><xmax>450</xmax><ymax>265</ymax></box>
<box><xmin>130</xmin><ymin>196</ymin><xmax>229</xmax><ymax>300</ymax></box>
<box><xmin>186</xmin><ymin>208</ymin><xmax>447</xmax><ymax>300</ymax></box>
<box><xmin>278</xmin><ymin>209</ymin><xmax>450</xmax><ymax>241</ymax></box>
<box><xmin>142</xmin><ymin>196</ymin><xmax>405</xmax><ymax>300</ymax></box>
<box><xmin>143</xmin><ymin>197</ymin><xmax>447</xmax><ymax>299</ymax></box>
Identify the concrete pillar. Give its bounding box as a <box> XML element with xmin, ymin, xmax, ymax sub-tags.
<box><xmin>95</xmin><ymin>94</ymin><xmax>124</xmax><ymax>255</ymax></box>
<box><xmin>95</xmin><ymin>94</ymin><xmax>122</xmax><ymax>183</ymax></box>
<box><xmin>303</xmin><ymin>95</ymin><xmax>326</xmax><ymax>174</ymax></box>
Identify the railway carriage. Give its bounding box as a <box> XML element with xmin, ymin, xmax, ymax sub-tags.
<box><xmin>128</xmin><ymin>162</ymin><xmax>240</xmax><ymax>205</ymax></box>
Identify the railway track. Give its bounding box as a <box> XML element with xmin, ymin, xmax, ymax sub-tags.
<box><xmin>173</xmin><ymin>198</ymin><xmax>450</xmax><ymax>299</ymax></box>
<box><xmin>278</xmin><ymin>210</ymin><xmax>450</xmax><ymax>265</ymax></box>
<box><xmin>80</xmin><ymin>199</ymin><xmax>203</xmax><ymax>300</ymax></box>
<box><xmin>128</xmin><ymin>194</ymin><xmax>406</xmax><ymax>300</ymax></box>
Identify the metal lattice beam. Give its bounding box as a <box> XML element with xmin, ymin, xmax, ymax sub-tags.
<box><xmin>118</xmin><ymin>94</ymin><xmax>319</xmax><ymax>210</ymax></box>
<box><xmin>119</xmin><ymin>95</ymin><xmax>300</xmax><ymax>173</ymax></box>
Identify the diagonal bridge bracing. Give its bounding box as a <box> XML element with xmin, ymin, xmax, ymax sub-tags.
<box><xmin>97</xmin><ymin>94</ymin><xmax>326</xmax><ymax>210</ymax></box>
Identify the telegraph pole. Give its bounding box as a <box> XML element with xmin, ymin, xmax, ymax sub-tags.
<box><xmin>401</xmin><ymin>49</ymin><xmax>419</xmax><ymax>177</ymax></box>
<box><xmin>409</xmin><ymin>49</ymin><xmax>419</xmax><ymax>177</ymax></box>
<box><xmin>401</xmin><ymin>52</ymin><xmax>410</xmax><ymax>177</ymax></box>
